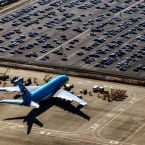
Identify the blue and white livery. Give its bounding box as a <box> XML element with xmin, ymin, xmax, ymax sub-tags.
<box><xmin>0</xmin><ymin>75</ymin><xmax>87</xmax><ymax>108</ymax></box>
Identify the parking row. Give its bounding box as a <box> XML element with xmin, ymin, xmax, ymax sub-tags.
<box><xmin>0</xmin><ymin>0</ymin><xmax>145</xmax><ymax>78</ymax></box>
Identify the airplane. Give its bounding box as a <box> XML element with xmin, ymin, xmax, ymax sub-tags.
<box><xmin>0</xmin><ymin>75</ymin><xmax>87</xmax><ymax>108</ymax></box>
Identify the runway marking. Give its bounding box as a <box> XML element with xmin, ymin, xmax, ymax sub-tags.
<box><xmin>93</xmin><ymin>93</ymin><xmax>145</xmax><ymax>145</ymax></box>
<box><xmin>5</xmin><ymin>85</ymin><xmax>133</xmax><ymax>137</ymax></box>
<box><xmin>0</xmin><ymin>92</ymin><xmax>144</xmax><ymax>145</ymax></box>
<box><xmin>0</xmin><ymin>124</ymin><xmax>10</xmax><ymax>130</ymax></box>
<box><xmin>0</xmin><ymin>0</ymin><xmax>145</xmax><ymax>143</ymax></box>
<box><xmin>91</xmin><ymin>92</ymin><xmax>135</xmax><ymax>144</ymax></box>
<box><xmin>9</xmin><ymin>125</ymin><xmax>16</xmax><ymax>129</ymax></box>
<box><xmin>0</xmin><ymin>121</ymin><xmax>15</xmax><ymax>131</ymax></box>
<box><xmin>109</xmin><ymin>140</ymin><xmax>119</xmax><ymax>144</ymax></box>
<box><xmin>91</xmin><ymin>123</ymin><xmax>100</xmax><ymax>129</ymax></box>
<box><xmin>35</xmin><ymin>29</ymin><xmax>90</xmax><ymax>61</ymax></box>
<box><xmin>115</xmin><ymin>0</ymin><xmax>144</xmax><ymax>16</ymax></box>
<box><xmin>1</xmin><ymin>92</ymin><xmax>132</xmax><ymax>138</ymax></box>
<box><xmin>47</xmin><ymin>132</ymin><xmax>51</xmax><ymax>135</ymax></box>
<box><xmin>0</xmin><ymin>126</ymin><xmax>102</xmax><ymax>145</ymax></box>
<box><xmin>117</xmin><ymin>108</ymin><xmax>125</xmax><ymax>112</ymax></box>
<box><xmin>106</xmin><ymin>113</ymin><xmax>114</xmax><ymax>117</ymax></box>
<box><xmin>40</xmin><ymin>131</ymin><xmax>45</xmax><ymax>134</ymax></box>
<box><xmin>2</xmin><ymin>120</ymin><xmax>90</xmax><ymax>135</ymax></box>
<box><xmin>123</xmin><ymin>122</ymin><xmax>145</xmax><ymax>143</ymax></box>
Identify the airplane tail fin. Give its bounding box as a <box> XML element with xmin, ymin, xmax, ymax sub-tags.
<box><xmin>0</xmin><ymin>77</ymin><xmax>39</xmax><ymax>108</ymax></box>
<box><xmin>13</xmin><ymin>77</ymin><xmax>32</xmax><ymax>106</ymax></box>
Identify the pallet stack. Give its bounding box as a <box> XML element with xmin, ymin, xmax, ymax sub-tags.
<box><xmin>93</xmin><ymin>85</ymin><xmax>128</xmax><ymax>102</ymax></box>
<box><xmin>110</xmin><ymin>88</ymin><xmax>127</xmax><ymax>101</ymax></box>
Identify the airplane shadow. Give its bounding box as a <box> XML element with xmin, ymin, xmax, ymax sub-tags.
<box><xmin>4</xmin><ymin>98</ymin><xmax>90</xmax><ymax>134</ymax></box>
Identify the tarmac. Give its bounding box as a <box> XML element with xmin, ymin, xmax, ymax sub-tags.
<box><xmin>0</xmin><ymin>67</ymin><xmax>145</xmax><ymax>145</ymax></box>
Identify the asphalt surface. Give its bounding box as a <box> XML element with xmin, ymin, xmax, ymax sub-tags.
<box><xmin>0</xmin><ymin>0</ymin><xmax>145</xmax><ymax>80</ymax></box>
<box><xmin>0</xmin><ymin>67</ymin><xmax>145</xmax><ymax>145</ymax></box>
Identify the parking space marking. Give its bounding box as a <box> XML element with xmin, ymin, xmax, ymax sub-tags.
<box><xmin>0</xmin><ymin>0</ymin><xmax>35</xmax><ymax>17</ymax></box>
<box><xmin>35</xmin><ymin>29</ymin><xmax>91</xmax><ymax>61</ymax></box>
<box><xmin>115</xmin><ymin>0</ymin><xmax>144</xmax><ymax>16</ymax></box>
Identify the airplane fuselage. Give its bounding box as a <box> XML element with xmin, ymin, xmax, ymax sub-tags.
<box><xmin>31</xmin><ymin>75</ymin><xmax>69</xmax><ymax>102</ymax></box>
<box><xmin>0</xmin><ymin>75</ymin><xmax>87</xmax><ymax>108</ymax></box>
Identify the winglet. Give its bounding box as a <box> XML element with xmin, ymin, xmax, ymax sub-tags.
<box><xmin>13</xmin><ymin>77</ymin><xmax>32</xmax><ymax>106</ymax></box>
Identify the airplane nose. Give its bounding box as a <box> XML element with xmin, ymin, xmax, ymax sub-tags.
<box><xmin>61</xmin><ymin>75</ymin><xmax>69</xmax><ymax>81</ymax></box>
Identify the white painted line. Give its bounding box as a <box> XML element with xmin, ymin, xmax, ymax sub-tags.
<box><xmin>109</xmin><ymin>140</ymin><xmax>119</xmax><ymax>144</ymax></box>
<box><xmin>9</xmin><ymin>126</ymin><xmax>16</xmax><ymax>129</ymax></box>
<box><xmin>0</xmin><ymin>92</ymin><xmax>142</xmax><ymax>145</ymax></box>
<box><xmin>19</xmin><ymin>125</ymin><xmax>24</xmax><ymax>128</ymax></box>
<box><xmin>0</xmin><ymin>86</ymin><xmax>132</xmax><ymax>136</ymax></box>
<box><xmin>129</xmin><ymin>100</ymin><xmax>136</xmax><ymax>104</ymax></box>
<box><xmin>89</xmin><ymin>92</ymin><xmax>132</xmax><ymax>130</ymax></box>
<box><xmin>132</xmin><ymin>98</ymin><xmax>138</xmax><ymax>101</ymax></box>
<box><xmin>1</xmin><ymin>119</ymin><xmax>89</xmax><ymax>135</ymax></box>
<box><xmin>106</xmin><ymin>113</ymin><xmax>114</xmax><ymax>117</ymax></box>
<box><xmin>47</xmin><ymin>132</ymin><xmax>51</xmax><ymax>135</ymax></box>
<box><xmin>35</xmin><ymin>29</ymin><xmax>90</xmax><ymax>61</ymax></box>
<box><xmin>0</xmin><ymin>122</ymin><xmax>13</xmax><ymax>131</ymax></box>
<box><xmin>115</xmin><ymin>0</ymin><xmax>144</xmax><ymax>16</ymax></box>
<box><xmin>11</xmin><ymin>124</ymin><xmax>24</xmax><ymax>128</ymax></box>
<box><xmin>95</xmin><ymin>94</ymin><xmax>139</xmax><ymax>145</ymax></box>
<box><xmin>93</xmin><ymin>124</ymin><xmax>99</xmax><ymax>128</ymax></box>
<box><xmin>117</xmin><ymin>108</ymin><xmax>125</xmax><ymax>111</ymax></box>
<box><xmin>101</xmin><ymin>119</ymin><xmax>108</xmax><ymax>123</ymax></box>
<box><xmin>0</xmin><ymin>0</ymin><xmax>35</xmax><ymax>17</ymax></box>
<box><xmin>18</xmin><ymin>128</ymin><xmax>103</xmax><ymax>144</ymax></box>
<box><xmin>40</xmin><ymin>131</ymin><xmax>45</xmax><ymax>134</ymax></box>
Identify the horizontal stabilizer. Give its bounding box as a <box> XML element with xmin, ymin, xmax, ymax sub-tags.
<box><xmin>0</xmin><ymin>86</ymin><xmax>41</xmax><ymax>93</ymax></box>
<box><xmin>0</xmin><ymin>99</ymin><xmax>23</xmax><ymax>105</ymax></box>
<box><xmin>0</xmin><ymin>87</ymin><xmax>20</xmax><ymax>92</ymax></box>
<box><xmin>0</xmin><ymin>99</ymin><xmax>39</xmax><ymax>108</ymax></box>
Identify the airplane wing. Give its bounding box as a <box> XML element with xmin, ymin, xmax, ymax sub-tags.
<box><xmin>0</xmin><ymin>99</ymin><xmax>39</xmax><ymax>108</ymax></box>
<box><xmin>0</xmin><ymin>86</ymin><xmax>41</xmax><ymax>93</ymax></box>
<box><xmin>53</xmin><ymin>89</ymin><xmax>87</xmax><ymax>106</ymax></box>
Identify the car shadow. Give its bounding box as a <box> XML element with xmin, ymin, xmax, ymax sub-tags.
<box><xmin>4</xmin><ymin>98</ymin><xmax>90</xmax><ymax>134</ymax></box>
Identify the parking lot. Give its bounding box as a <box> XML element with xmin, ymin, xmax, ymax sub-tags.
<box><xmin>0</xmin><ymin>0</ymin><xmax>18</xmax><ymax>7</ymax></box>
<box><xmin>0</xmin><ymin>0</ymin><xmax>145</xmax><ymax>80</ymax></box>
